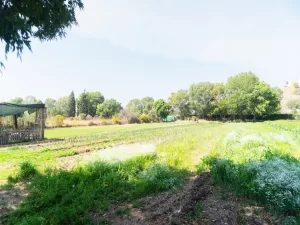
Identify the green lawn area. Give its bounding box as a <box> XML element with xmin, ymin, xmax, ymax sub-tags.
<box><xmin>45</xmin><ymin>122</ymin><xmax>191</xmax><ymax>139</ymax></box>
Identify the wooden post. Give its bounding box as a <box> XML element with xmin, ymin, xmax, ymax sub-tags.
<box><xmin>13</xmin><ymin>115</ymin><xmax>18</xmax><ymax>129</ymax></box>
<box><xmin>41</xmin><ymin>108</ymin><xmax>45</xmax><ymax>139</ymax></box>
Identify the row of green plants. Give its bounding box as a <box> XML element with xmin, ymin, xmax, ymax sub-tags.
<box><xmin>198</xmin><ymin>127</ymin><xmax>300</xmax><ymax>224</ymax></box>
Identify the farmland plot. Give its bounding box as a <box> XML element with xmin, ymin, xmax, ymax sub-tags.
<box><xmin>0</xmin><ymin>122</ymin><xmax>299</xmax><ymax>224</ymax></box>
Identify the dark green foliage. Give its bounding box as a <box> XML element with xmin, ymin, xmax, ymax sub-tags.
<box><xmin>97</xmin><ymin>99</ymin><xmax>122</xmax><ymax>118</ymax></box>
<box><xmin>77</xmin><ymin>91</ymin><xmax>89</xmax><ymax>115</ymax></box>
<box><xmin>87</xmin><ymin>92</ymin><xmax>105</xmax><ymax>117</ymax></box>
<box><xmin>67</xmin><ymin>91</ymin><xmax>76</xmax><ymax>117</ymax></box>
<box><xmin>3</xmin><ymin>156</ymin><xmax>187</xmax><ymax>225</ymax></box>
<box><xmin>189</xmin><ymin>82</ymin><xmax>215</xmax><ymax>118</ymax></box>
<box><xmin>153</xmin><ymin>99</ymin><xmax>171</xmax><ymax>119</ymax></box>
<box><xmin>0</xmin><ymin>0</ymin><xmax>84</xmax><ymax>69</ymax></box>
<box><xmin>168</xmin><ymin>89</ymin><xmax>190</xmax><ymax>119</ymax></box>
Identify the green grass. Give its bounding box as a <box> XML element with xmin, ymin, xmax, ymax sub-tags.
<box><xmin>3</xmin><ymin>156</ymin><xmax>188</xmax><ymax>225</ymax></box>
<box><xmin>2</xmin><ymin>121</ymin><xmax>300</xmax><ymax>224</ymax></box>
<box><xmin>45</xmin><ymin>122</ymin><xmax>191</xmax><ymax>139</ymax></box>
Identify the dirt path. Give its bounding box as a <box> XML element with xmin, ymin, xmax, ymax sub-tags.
<box><xmin>93</xmin><ymin>173</ymin><xmax>281</xmax><ymax>225</ymax></box>
<box><xmin>57</xmin><ymin>143</ymin><xmax>156</xmax><ymax>170</ymax></box>
<box><xmin>0</xmin><ymin>183</ymin><xmax>27</xmax><ymax>218</ymax></box>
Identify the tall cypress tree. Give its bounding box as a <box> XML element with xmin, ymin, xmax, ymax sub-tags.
<box><xmin>67</xmin><ymin>91</ymin><xmax>76</xmax><ymax>117</ymax></box>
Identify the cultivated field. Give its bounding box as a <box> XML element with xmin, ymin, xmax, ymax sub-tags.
<box><xmin>0</xmin><ymin>121</ymin><xmax>299</xmax><ymax>224</ymax></box>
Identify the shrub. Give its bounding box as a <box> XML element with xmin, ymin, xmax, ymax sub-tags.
<box><xmin>112</xmin><ymin>115</ymin><xmax>122</xmax><ymax>125</ymax></box>
<box><xmin>55</xmin><ymin>115</ymin><xmax>64</xmax><ymax>127</ymax></box>
<box><xmin>79</xmin><ymin>113</ymin><xmax>87</xmax><ymax>120</ymax></box>
<box><xmin>294</xmin><ymin>82</ymin><xmax>299</xmax><ymax>88</ymax></box>
<box><xmin>88</xmin><ymin>121</ymin><xmax>96</xmax><ymax>126</ymax></box>
<box><xmin>101</xmin><ymin>119</ymin><xmax>108</xmax><ymax>125</ymax></box>
<box><xmin>139</xmin><ymin>114</ymin><xmax>150</xmax><ymax>123</ymax></box>
<box><xmin>86</xmin><ymin>115</ymin><xmax>93</xmax><ymax>120</ymax></box>
<box><xmin>128</xmin><ymin>113</ymin><xmax>141</xmax><ymax>124</ymax></box>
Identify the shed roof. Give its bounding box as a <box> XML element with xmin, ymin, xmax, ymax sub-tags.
<box><xmin>0</xmin><ymin>103</ymin><xmax>45</xmax><ymax>116</ymax></box>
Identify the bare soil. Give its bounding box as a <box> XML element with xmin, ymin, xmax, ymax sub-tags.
<box><xmin>0</xmin><ymin>183</ymin><xmax>27</xmax><ymax>218</ymax></box>
<box><xmin>92</xmin><ymin>172</ymin><xmax>282</xmax><ymax>225</ymax></box>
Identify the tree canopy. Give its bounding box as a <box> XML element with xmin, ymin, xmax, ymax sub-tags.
<box><xmin>96</xmin><ymin>99</ymin><xmax>122</xmax><ymax>118</ymax></box>
<box><xmin>0</xmin><ymin>0</ymin><xmax>84</xmax><ymax>69</ymax></box>
<box><xmin>168</xmin><ymin>90</ymin><xmax>190</xmax><ymax>119</ymax></box>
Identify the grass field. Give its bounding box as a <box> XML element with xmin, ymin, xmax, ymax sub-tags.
<box><xmin>1</xmin><ymin>121</ymin><xmax>300</xmax><ymax>224</ymax></box>
<box><xmin>45</xmin><ymin>122</ymin><xmax>192</xmax><ymax>139</ymax></box>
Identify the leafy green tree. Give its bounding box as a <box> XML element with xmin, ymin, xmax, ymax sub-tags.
<box><xmin>126</xmin><ymin>99</ymin><xmax>144</xmax><ymax>116</ymax></box>
<box><xmin>67</xmin><ymin>91</ymin><xmax>76</xmax><ymax>117</ymax></box>
<box><xmin>77</xmin><ymin>91</ymin><xmax>89</xmax><ymax>115</ymax></box>
<box><xmin>55</xmin><ymin>97</ymin><xmax>69</xmax><ymax>116</ymax></box>
<box><xmin>1</xmin><ymin>0</ymin><xmax>84</xmax><ymax>70</ymax></box>
<box><xmin>168</xmin><ymin>89</ymin><xmax>190</xmax><ymax>119</ymax></box>
<box><xmin>45</xmin><ymin>98</ymin><xmax>57</xmax><ymax>117</ymax></box>
<box><xmin>225</xmin><ymin>72</ymin><xmax>260</xmax><ymax>118</ymax></box>
<box><xmin>249</xmin><ymin>82</ymin><xmax>281</xmax><ymax>119</ymax></box>
<box><xmin>153</xmin><ymin>99</ymin><xmax>171</xmax><ymax>119</ymax></box>
<box><xmin>96</xmin><ymin>99</ymin><xmax>122</xmax><ymax>118</ymax></box>
<box><xmin>87</xmin><ymin>92</ymin><xmax>105</xmax><ymax>117</ymax></box>
<box><xmin>141</xmin><ymin>97</ymin><xmax>154</xmax><ymax>113</ymax></box>
<box><xmin>9</xmin><ymin>97</ymin><xmax>23</xmax><ymax>104</ymax></box>
<box><xmin>189</xmin><ymin>82</ymin><xmax>214</xmax><ymax>118</ymax></box>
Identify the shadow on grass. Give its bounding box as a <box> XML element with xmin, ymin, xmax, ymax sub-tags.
<box><xmin>1</xmin><ymin>154</ymin><xmax>188</xmax><ymax>225</ymax></box>
<box><xmin>199</xmin><ymin>151</ymin><xmax>300</xmax><ymax>224</ymax></box>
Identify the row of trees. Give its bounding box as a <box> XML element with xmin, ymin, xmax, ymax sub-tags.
<box><xmin>169</xmin><ymin>72</ymin><xmax>281</xmax><ymax>120</ymax></box>
<box><xmin>8</xmin><ymin>72</ymin><xmax>281</xmax><ymax>121</ymax></box>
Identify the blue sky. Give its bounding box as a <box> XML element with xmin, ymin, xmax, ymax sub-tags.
<box><xmin>1</xmin><ymin>0</ymin><xmax>300</xmax><ymax>106</ymax></box>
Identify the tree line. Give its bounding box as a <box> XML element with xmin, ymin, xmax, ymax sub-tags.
<box><xmin>8</xmin><ymin>72</ymin><xmax>282</xmax><ymax>122</ymax></box>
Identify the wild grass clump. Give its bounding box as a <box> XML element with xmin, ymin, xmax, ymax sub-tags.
<box><xmin>8</xmin><ymin>161</ymin><xmax>38</xmax><ymax>184</ymax></box>
<box><xmin>2</xmin><ymin>155</ymin><xmax>187</xmax><ymax>225</ymax></box>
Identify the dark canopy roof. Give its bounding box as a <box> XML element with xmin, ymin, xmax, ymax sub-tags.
<box><xmin>0</xmin><ymin>103</ymin><xmax>45</xmax><ymax>116</ymax></box>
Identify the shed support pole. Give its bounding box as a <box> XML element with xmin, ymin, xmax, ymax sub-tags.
<box><xmin>41</xmin><ymin>108</ymin><xmax>45</xmax><ymax>139</ymax></box>
<box><xmin>14</xmin><ymin>115</ymin><xmax>18</xmax><ymax>129</ymax></box>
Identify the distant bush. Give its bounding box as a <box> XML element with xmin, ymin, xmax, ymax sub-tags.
<box><xmin>86</xmin><ymin>115</ymin><xmax>93</xmax><ymax>120</ymax></box>
<box><xmin>79</xmin><ymin>113</ymin><xmax>87</xmax><ymax>120</ymax></box>
<box><xmin>112</xmin><ymin>115</ymin><xmax>122</xmax><ymax>125</ymax></box>
<box><xmin>128</xmin><ymin>114</ymin><xmax>141</xmax><ymax>124</ymax></box>
<box><xmin>101</xmin><ymin>119</ymin><xmax>108</xmax><ymax>125</ymax></box>
<box><xmin>294</xmin><ymin>82</ymin><xmax>299</xmax><ymax>88</ymax></box>
<box><xmin>139</xmin><ymin>114</ymin><xmax>150</xmax><ymax>123</ymax></box>
<box><xmin>88</xmin><ymin>121</ymin><xmax>96</xmax><ymax>126</ymax></box>
<box><xmin>55</xmin><ymin>115</ymin><xmax>64</xmax><ymax>127</ymax></box>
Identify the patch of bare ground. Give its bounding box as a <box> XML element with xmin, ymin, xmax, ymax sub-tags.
<box><xmin>91</xmin><ymin>172</ymin><xmax>282</xmax><ymax>225</ymax></box>
<box><xmin>0</xmin><ymin>183</ymin><xmax>27</xmax><ymax>218</ymax></box>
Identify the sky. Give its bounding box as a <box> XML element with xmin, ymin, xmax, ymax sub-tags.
<box><xmin>1</xmin><ymin>0</ymin><xmax>300</xmax><ymax>106</ymax></box>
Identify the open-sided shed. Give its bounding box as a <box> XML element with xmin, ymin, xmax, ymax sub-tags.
<box><xmin>0</xmin><ymin>103</ymin><xmax>45</xmax><ymax>145</ymax></box>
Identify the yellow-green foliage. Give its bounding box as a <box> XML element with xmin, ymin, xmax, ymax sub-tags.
<box><xmin>139</xmin><ymin>114</ymin><xmax>150</xmax><ymax>123</ymax></box>
<box><xmin>55</xmin><ymin>115</ymin><xmax>64</xmax><ymax>127</ymax></box>
<box><xmin>112</xmin><ymin>115</ymin><xmax>121</xmax><ymax>124</ymax></box>
<box><xmin>101</xmin><ymin>119</ymin><xmax>108</xmax><ymax>125</ymax></box>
